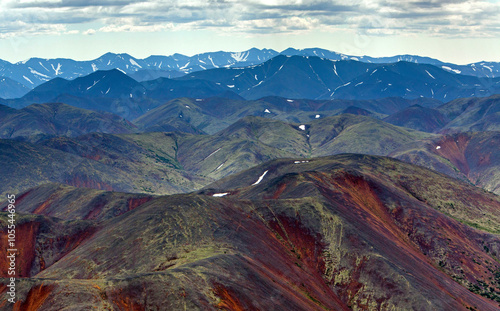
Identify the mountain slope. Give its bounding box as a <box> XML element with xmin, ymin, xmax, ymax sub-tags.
<box><xmin>10</xmin><ymin>69</ymin><xmax>240</xmax><ymax>119</ymax></box>
<box><xmin>390</xmin><ymin>131</ymin><xmax>500</xmax><ymax>194</ymax></box>
<box><xmin>181</xmin><ymin>55</ymin><xmax>379</xmax><ymax>100</ymax></box>
<box><xmin>1</xmin><ymin>183</ymin><xmax>153</xmax><ymax>221</ymax></box>
<box><xmin>172</xmin><ymin>115</ymin><xmax>433</xmax><ymax>180</ymax></box>
<box><xmin>2</xmin><ymin>48</ymin><xmax>499</xmax><ymax>91</ymax></box>
<box><xmin>439</xmin><ymin>94</ymin><xmax>500</xmax><ymax>132</ymax></box>
<box><xmin>0</xmin><ymin>139</ymin><xmax>137</xmax><ymax>197</ymax></box>
<box><xmin>141</xmin><ymin>77</ymin><xmax>242</xmax><ymax>101</ymax></box>
<box><xmin>181</xmin><ymin>55</ymin><xmax>500</xmax><ymax>101</ymax></box>
<box><xmin>306</xmin><ymin>114</ymin><xmax>432</xmax><ymax>156</ymax></box>
<box><xmin>282</xmin><ymin>47</ymin><xmax>500</xmax><ymax>78</ymax></box>
<box><xmin>2</xmin><ymin>155</ymin><xmax>500</xmax><ymax>310</ymax></box>
<box><xmin>20</xmin><ymin>69</ymin><xmax>146</xmax><ymax>103</ymax></box>
<box><xmin>330</xmin><ymin>61</ymin><xmax>497</xmax><ymax>101</ymax></box>
<box><xmin>384</xmin><ymin>105</ymin><xmax>449</xmax><ymax>132</ymax></box>
<box><xmin>0</xmin><ymin>49</ymin><xmax>280</xmax><ymax>88</ymax></box>
<box><xmin>0</xmin><ymin>114</ymin><xmax>434</xmax><ymax>198</ymax></box>
<box><xmin>0</xmin><ymin>76</ymin><xmax>30</xmax><ymax>99</ymax></box>
<box><xmin>0</xmin><ymin>102</ymin><xmax>136</xmax><ymax>141</ymax></box>
<box><xmin>128</xmin><ymin>69</ymin><xmax>185</xmax><ymax>81</ymax></box>
<box><xmin>133</xmin><ymin>96</ymin><xmax>441</xmax><ymax>135</ymax></box>
<box><xmin>0</xmin><ymin>134</ymin><xmax>211</xmax><ymax>198</ymax></box>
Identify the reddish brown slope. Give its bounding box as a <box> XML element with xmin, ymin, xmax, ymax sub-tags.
<box><xmin>2</xmin><ymin>155</ymin><xmax>500</xmax><ymax>310</ymax></box>
<box><xmin>1</xmin><ymin>183</ymin><xmax>154</xmax><ymax>221</ymax></box>
<box><xmin>0</xmin><ymin>214</ymin><xmax>95</xmax><ymax>278</ymax></box>
<box><xmin>431</xmin><ymin>132</ymin><xmax>500</xmax><ymax>194</ymax></box>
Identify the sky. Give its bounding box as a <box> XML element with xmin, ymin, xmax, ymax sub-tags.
<box><xmin>1</xmin><ymin>0</ymin><xmax>500</xmax><ymax>65</ymax></box>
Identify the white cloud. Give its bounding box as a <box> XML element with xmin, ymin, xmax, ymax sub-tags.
<box><xmin>83</xmin><ymin>28</ymin><xmax>96</xmax><ymax>35</ymax></box>
<box><xmin>1</xmin><ymin>0</ymin><xmax>499</xmax><ymax>39</ymax></box>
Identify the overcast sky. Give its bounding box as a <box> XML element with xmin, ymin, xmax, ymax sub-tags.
<box><xmin>1</xmin><ymin>0</ymin><xmax>499</xmax><ymax>64</ymax></box>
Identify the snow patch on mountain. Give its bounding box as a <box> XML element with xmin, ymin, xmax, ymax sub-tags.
<box><xmin>180</xmin><ymin>62</ymin><xmax>190</xmax><ymax>70</ymax></box>
<box><xmin>441</xmin><ymin>66</ymin><xmax>461</xmax><ymax>74</ymax></box>
<box><xmin>29</xmin><ymin>67</ymin><xmax>50</xmax><ymax>79</ymax></box>
<box><xmin>333</xmin><ymin>64</ymin><xmax>339</xmax><ymax>78</ymax></box>
<box><xmin>231</xmin><ymin>51</ymin><xmax>248</xmax><ymax>62</ymax></box>
<box><xmin>204</xmin><ymin>148</ymin><xmax>221</xmax><ymax>160</ymax></box>
<box><xmin>252</xmin><ymin>170</ymin><xmax>268</xmax><ymax>185</ymax></box>
<box><xmin>38</xmin><ymin>62</ymin><xmax>50</xmax><ymax>72</ymax></box>
<box><xmin>482</xmin><ymin>64</ymin><xmax>493</xmax><ymax>72</ymax></box>
<box><xmin>87</xmin><ymin>80</ymin><xmax>100</xmax><ymax>90</ymax></box>
<box><xmin>51</xmin><ymin>63</ymin><xmax>62</xmax><ymax>75</ymax></box>
<box><xmin>331</xmin><ymin>82</ymin><xmax>351</xmax><ymax>96</ymax></box>
<box><xmin>129</xmin><ymin>58</ymin><xmax>142</xmax><ymax>68</ymax></box>
<box><xmin>23</xmin><ymin>75</ymin><xmax>34</xmax><ymax>84</ymax></box>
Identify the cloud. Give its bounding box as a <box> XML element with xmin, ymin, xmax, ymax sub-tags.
<box><xmin>1</xmin><ymin>0</ymin><xmax>499</xmax><ymax>39</ymax></box>
<box><xmin>83</xmin><ymin>28</ymin><xmax>96</xmax><ymax>35</ymax></box>
<box><xmin>10</xmin><ymin>0</ymin><xmax>144</xmax><ymax>8</ymax></box>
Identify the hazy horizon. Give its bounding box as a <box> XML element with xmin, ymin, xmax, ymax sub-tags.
<box><xmin>2</xmin><ymin>43</ymin><xmax>500</xmax><ymax>66</ymax></box>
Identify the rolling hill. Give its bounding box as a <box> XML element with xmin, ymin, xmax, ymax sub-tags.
<box><xmin>2</xmin><ymin>111</ymin><xmax>499</xmax><ymax>198</ymax></box>
<box><xmin>0</xmin><ymin>102</ymin><xmax>137</xmax><ymax>142</ymax></box>
<box><xmin>133</xmin><ymin>96</ymin><xmax>441</xmax><ymax>134</ymax></box>
<box><xmin>1</xmin><ymin>155</ymin><xmax>499</xmax><ymax>310</ymax></box>
<box><xmin>384</xmin><ymin>105</ymin><xmax>449</xmax><ymax>132</ymax></box>
<box><xmin>0</xmin><ymin>134</ymin><xmax>211</xmax><ymax>198</ymax></box>
<box><xmin>0</xmin><ymin>115</ymin><xmax>434</xmax><ymax>198</ymax></box>
<box><xmin>391</xmin><ymin>131</ymin><xmax>500</xmax><ymax>194</ymax></box>
<box><xmin>1</xmin><ymin>183</ymin><xmax>153</xmax><ymax>221</ymax></box>
<box><xmin>439</xmin><ymin>94</ymin><xmax>500</xmax><ymax>132</ymax></box>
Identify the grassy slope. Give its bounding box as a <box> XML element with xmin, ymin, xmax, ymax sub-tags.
<box><xmin>308</xmin><ymin>115</ymin><xmax>433</xmax><ymax>156</ymax></box>
<box><xmin>0</xmin><ymin>183</ymin><xmax>154</xmax><ymax>221</ymax></box>
<box><xmin>133</xmin><ymin>97</ymin><xmax>437</xmax><ymax>135</ymax></box>
<box><xmin>439</xmin><ymin>95</ymin><xmax>500</xmax><ymax>132</ymax></box>
<box><xmin>391</xmin><ymin>132</ymin><xmax>500</xmax><ymax>195</ymax></box>
<box><xmin>0</xmin><ymin>103</ymin><xmax>137</xmax><ymax>142</ymax></box>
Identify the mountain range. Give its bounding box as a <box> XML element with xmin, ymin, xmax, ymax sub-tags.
<box><xmin>180</xmin><ymin>55</ymin><xmax>500</xmax><ymax>101</ymax></box>
<box><xmin>0</xmin><ymin>47</ymin><xmax>499</xmax><ymax>310</ymax></box>
<box><xmin>1</xmin><ymin>104</ymin><xmax>499</xmax><ymax>198</ymax></box>
<box><xmin>1</xmin><ymin>47</ymin><xmax>500</xmax><ymax>94</ymax></box>
<box><xmin>3</xmin><ymin>54</ymin><xmax>500</xmax><ymax>112</ymax></box>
